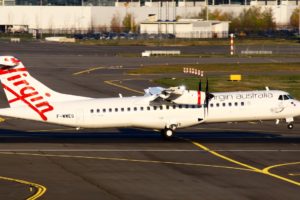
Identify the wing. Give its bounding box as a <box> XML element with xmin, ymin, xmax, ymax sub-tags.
<box><xmin>144</xmin><ymin>86</ymin><xmax>187</xmax><ymax>104</ymax></box>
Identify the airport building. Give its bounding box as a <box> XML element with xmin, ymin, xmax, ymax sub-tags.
<box><xmin>1</xmin><ymin>0</ymin><xmax>299</xmax><ymax>6</ymax></box>
<box><xmin>140</xmin><ymin>19</ymin><xmax>230</xmax><ymax>38</ymax></box>
<box><xmin>0</xmin><ymin>1</ymin><xmax>298</xmax><ymax>36</ymax></box>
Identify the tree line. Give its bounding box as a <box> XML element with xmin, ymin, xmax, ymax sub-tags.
<box><xmin>109</xmin><ymin>7</ymin><xmax>299</xmax><ymax>34</ymax></box>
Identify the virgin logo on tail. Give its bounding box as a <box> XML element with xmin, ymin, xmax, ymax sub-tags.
<box><xmin>0</xmin><ymin>66</ymin><xmax>54</xmax><ymax>121</ymax></box>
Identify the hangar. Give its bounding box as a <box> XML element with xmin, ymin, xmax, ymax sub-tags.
<box><xmin>140</xmin><ymin>19</ymin><xmax>230</xmax><ymax>38</ymax></box>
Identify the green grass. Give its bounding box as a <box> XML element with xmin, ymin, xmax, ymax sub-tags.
<box><xmin>154</xmin><ymin>75</ymin><xmax>300</xmax><ymax>99</ymax></box>
<box><xmin>129</xmin><ymin>63</ymin><xmax>300</xmax><ymax>74</ymax></box>
<box><xmin>120</xmin><ymin>53</ymin><xmax>300</xmax><ymax>58</ymax></box>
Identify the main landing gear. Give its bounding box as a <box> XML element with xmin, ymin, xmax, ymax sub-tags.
<box><xmin>161</xmin><ymin>124</ymin><xmax>177</xmax><ymax>139</ymax></box>
<box><xmin>287</xmin><ymin>123</ymin><xmax>294</xmax><ymax>129</ymax></box>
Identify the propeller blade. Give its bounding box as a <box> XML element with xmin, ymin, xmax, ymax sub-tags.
<box><xmin>205</xmin><ymin>78</ymin><xmax>209</xmax><ymax>113</ymax></box>
<box><xmin>198</xmin><ymin>79</ymin><xmax>202</xmax><ymax>92</ymax></box>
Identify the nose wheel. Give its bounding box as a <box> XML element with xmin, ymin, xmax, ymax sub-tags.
<box><xmin>287</xmin><ymin>123</ymin><xmax>294</xmax><ymax>129</ymax></box>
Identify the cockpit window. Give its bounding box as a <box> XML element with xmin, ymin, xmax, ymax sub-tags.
<box><xmin>279</xmin><ymin>94</ymin><xmax>293</xmax><ymax>100</ymax></box>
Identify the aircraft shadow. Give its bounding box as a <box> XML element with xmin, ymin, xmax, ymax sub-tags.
<box><xmin>0</xmin><ymin>128</ymin><xmax>299</xmax><ymax>144</ymax></box>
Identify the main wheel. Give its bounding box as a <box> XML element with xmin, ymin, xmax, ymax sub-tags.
<box><xmin>287</xmin><ymin>123</ymin><xmax>294</xmax><ymax>129</ymax></box>
<box><xmin>161</xmin><ymin>129</ymin><xmax>174</xmax><ymax>139</ymax></box>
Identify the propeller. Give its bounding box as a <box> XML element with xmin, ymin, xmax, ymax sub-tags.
<box><xmin>204</xmin><ymin>78</ymin><xmax>214</xmax><ymax>116</ymax></box>
<box><xmin>198</xmin><ymin>79</ymin><xmax>202</xmax><ymax>92</ymax></box>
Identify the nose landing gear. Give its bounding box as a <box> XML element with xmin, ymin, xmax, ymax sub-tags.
<box><xmin>286</xmin><ymin>117</ymin><xmax>294</xmax><ymax>130</ymax></box>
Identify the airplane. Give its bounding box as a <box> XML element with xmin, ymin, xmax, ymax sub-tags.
<box><xmin>0</xmin><ymin>55</ymin><xmax>299</xmax><ymax>138</ymax></box>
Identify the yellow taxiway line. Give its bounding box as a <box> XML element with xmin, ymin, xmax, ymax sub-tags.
<box><xmin>0</xmin><ymin>175</ymin><xmax>46</xmax><ymax>200</ymax></box>
<box><xmin>191</xmin><ymin>141</ymin><xmax>300</xmax><ymax>187</ymax></box>
<box><xmin>0</xmin><ymin>151</ymin><xmax>251</xmax><ymax>172</ymax></box>
<box><xmin>104</xmin><ymin>80</ymin><xmax>144</xmax><ymax>94</ymax></box>
<box><xmin>73</xmin><ymin>66</ymin><xmax>105</xmax><ymax>76</ymax></box>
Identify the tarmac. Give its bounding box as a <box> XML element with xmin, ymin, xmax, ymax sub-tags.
<box><xmin>0</xmin><ymin>41</ymin><xmax>299</xmax><ymax>200</ymax></box>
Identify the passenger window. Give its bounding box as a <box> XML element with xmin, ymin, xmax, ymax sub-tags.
<box><xmin>153</xmin><ymin>106</ymin><xmax>157</xmax><ymax>110</ymax></box>
<box><xmin>121</xmin><ymin>108</ymin><xmax>124</xmax><ymax>112</ymax></box>
<box><xmin>134</xmin><ymin>107</ymin><xmax>137</xmax><ymax>111</ymax></box>
<box><xmin>160</xmin><ymin>106</ymin><xmax>163</xmax><ymax>110</ymax></box>
<box><xmin>229</xmin><ymin>103</ymin><xmax>232</xmax><ymax>107</ymax></box>
<box><xmin>234</xmin><ymin>102</ymin><xmax>238</xmax><ymax>106</ymax></box>
<box><xmin>173</xmin><ymin>105</ymin><xmax>176</xmax><ymax>109</ymax></box>
<box><xmin>147</xmin><ymin>107</ymin><xmax>150</xmax><ymax>111</ymax></box>
<box><xmin>140</xmin><ymin>107</ymin><xmax>144</xmax><ymax>111</ymax></box>
<box><xmin>90</xmin><ymin>109</ymin><xmax>94</xmax><ymax>113</ymax></box>
<box><xmin>185</xmin><ymin>105</ymin><xmax>189</xmax><ymax>109</ymax></box>
<box><xmin>115</xmin><ymin>108</ymin><xmax>118</xmax><ymax>112</ymax></box>
<box><xmin>241</xmin><ymin>102</ymin><xmax>245</xmax><ymax>106</ymax></box>
<box><xmin>127</xmin><ymin>107</ymin><xmax>131</xmax><ymax>111</ymax></box>
<box><xmin>166</xmin><ymin>105</ymin><xmax>170</xmax><ymax>109</ymax></box>
<box><xmin>278</xmin><ymin>95</ymin><xmax>283</xmax><ymax>100</ymax></box>
<box><xmin>288</xmin><ymin>95</ymin><xmax>294</xmax><ymax>99</ymax></box>
<box><xmin>97</xmin><ymin>109</ymin><xmax>100</xmax><ymax>113</ymax></box>
<box><xmin>109</xmin><ymin>108</ymin><xmax>112</xmax><ymax>112</ymax></box>
<box><xmin>216</xmin><ymin>103</ymin><xmax>220</xmax><ymax>107</ymax></box>
<box><xmin>103</xmin><ymin>109</ymin><xmax>106</xmax><ymax>113</ymax></box>
<box><xmin>222</xmin><ymin>103</ymin><xmax>226</xmax><ymax>107</ymax></box>
<box><xmin>210</xmin><ymin>103</ymin><xmax>213</xmax><ymax>107</ymax></box>
<box><xmin>179</xmin><ymin>105</ymin><xmax>182</xmax><ymax>109</ymax></box>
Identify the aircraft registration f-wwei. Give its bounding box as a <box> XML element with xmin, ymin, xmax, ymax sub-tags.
<box><xmin>0</xmin><ymin>56</ymin><xmax>299</xmax><ymax>138</ymax></box>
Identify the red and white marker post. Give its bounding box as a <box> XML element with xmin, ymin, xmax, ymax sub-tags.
<box><xmin>230</xmin><ymin>33</ymin><xmax>234</xmax><ymax>55</ymax></box>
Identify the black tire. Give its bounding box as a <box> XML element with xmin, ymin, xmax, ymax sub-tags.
<box><xmin>161</xmin><ymin>129</ymin><xmax>174</xmax><ymax>139</ymax></box>
<box><xmin>287</xmin><ymin>123</ymin><xmax>294</xmax><ymax>129</ymax></box>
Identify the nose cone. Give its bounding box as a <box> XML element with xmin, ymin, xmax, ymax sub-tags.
<box><xmin>295</xmin><ymin>101</ymin><xmax>300</xmax><ymax>117</ymax></box>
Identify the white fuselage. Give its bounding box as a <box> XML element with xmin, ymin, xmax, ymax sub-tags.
<box><xmin>1</xmin><ymin>90</ymin><xmax>299</xmax><ymax>130</ymax></box>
